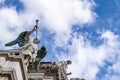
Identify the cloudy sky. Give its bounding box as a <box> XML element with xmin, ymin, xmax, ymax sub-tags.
<box><xmin>0</xmin><ymin>0</ymin><xmax>120</xmax><ymax>80</ymax></box>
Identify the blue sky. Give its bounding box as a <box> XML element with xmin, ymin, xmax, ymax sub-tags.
<box><xmin>0</xmin><ymin>0</ymin><xmax>120</xmax><ymax>80</ymax></box>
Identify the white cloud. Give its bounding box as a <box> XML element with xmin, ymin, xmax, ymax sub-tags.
<box><xmin>101</xmin><ymin>56</ymin><xmax>120</xmax><ymax>80</ymax></box>
<box><xmin>20</xmin><ymin>0</ymin><xmax>96</xmax><ymax>46</ymax></box>
<box><xmin>101</xmin><ymin>30</ymin><xmax>119</xmax><ymax>47</ymax></box>
<box><xmin>0</xmin><ymin>7</ymin><xmax>20</xmax><ymax>43</ymax></box>
<box><xmin>56</xmin><ymin>30</ymin><xmax>120</xmax><ymax>80</ymax></box>
<box><xmin>0</xmin><ymin>0</ymin><xmax>5</xmax><ymax>4</ymax></box>
<box><xmin>0</xmin><ymin>0</ymin><xmax>96</xmax><ymax>48</ymax></box>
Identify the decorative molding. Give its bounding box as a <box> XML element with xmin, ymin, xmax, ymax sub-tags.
<box><xmin>0</xmin><ymin>50</ymin><xmax>27</xmax><ymax>80</ymax></box>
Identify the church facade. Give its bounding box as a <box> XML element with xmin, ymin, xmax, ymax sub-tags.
<box><xmin>0</xmin><ymin>50</ymin><xmax>74</xmax><ymax>80</ymax></box>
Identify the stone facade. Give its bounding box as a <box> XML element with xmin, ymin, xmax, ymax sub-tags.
<box><xmin>0</xmin><ymin>50</ymin><xmax>27</xmax><ymax>80</ymax></box>
<box><xmin>0</xmin><ymin>50</ymin><xmax>71</xmax><ymax>80</ymax></box>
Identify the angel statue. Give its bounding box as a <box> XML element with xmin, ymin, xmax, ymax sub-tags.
<box><xmin>21</xmin><ymin>38</ymin><xmax>40</xmax><ymax>66</ymax></box>
<box><xmin>34</xmin><ymin>46</ymin><xmax>47</xmax><ymax>72</ymax></box>
<box><xmin>5</xmin><ymin>20</ymin><xmax>39</xmax><ymax>47</ymax></box>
